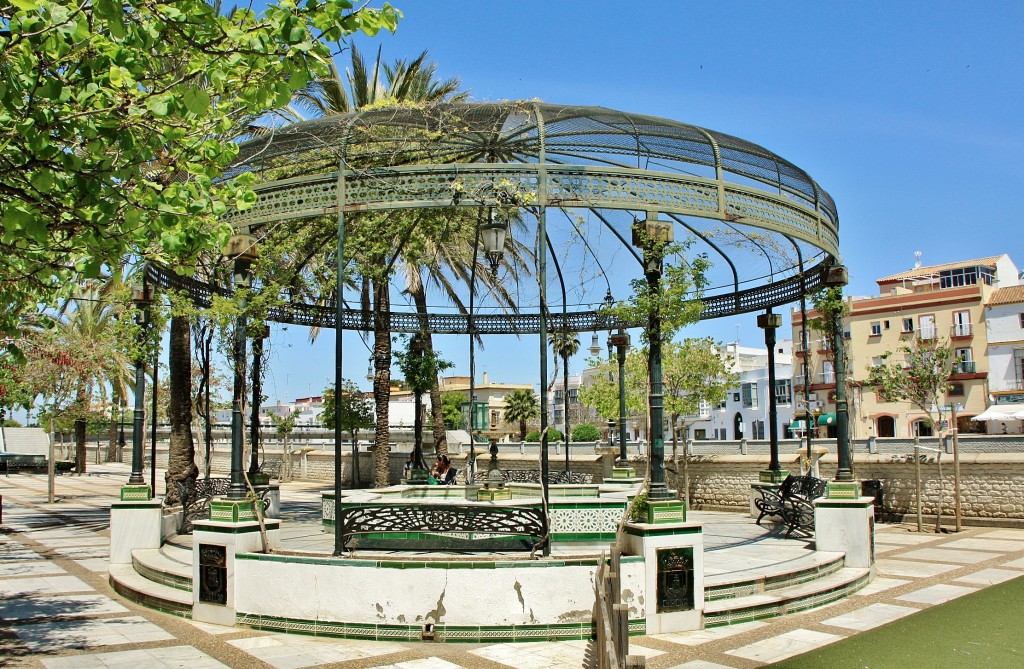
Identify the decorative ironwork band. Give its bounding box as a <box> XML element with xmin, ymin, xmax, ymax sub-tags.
<box><xmin>338</xmin><ymin>503</ymin><xmax>548</xmax><ymax>548</ymax></box>
<box><xmin>222</xmin><ymin>164</ymin><xmax>838</xmax><ymax>257</ymax></box>
<box><xmin>147</xmin><ymin>262</ymin><xmax>829</xmax><ymax>333</ymax></box>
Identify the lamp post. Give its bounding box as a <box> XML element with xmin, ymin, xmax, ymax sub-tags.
<box><xmin>224</xmin><ymin>234</ymin><xmax>258</xmax><ymax>500</ymax></box>
<box><xmin>603</xmin><ymin>290</ymin><xmax>615</xmax><ymax>362</ymax></box>
<box><xmin>824</xmin><ymin>263</ymin><xmax>853</xmax><ymax>482</ymax></box>
<box><xmin>610</xmin><ymin>329</ymin><xmax>632</xmax><ymax>470</ymax></box>
<box><xmin>117</xmin><ymin>398</ymin><xmax>126</xmax><ymax>462</ymax></box>
<box><xmin>480</xmin><ymin>207</ymin><xmax>508</xmax><ymax>276</ymax></box>
<box><xmin>757</xmin><ymin>309</ymin><xmax>784</xmax><ymax>480</ymax></box>
<box><xmin>129</xmin><ymin>280</ymin><xmax>151</xmax><ymax>490</ymax></box>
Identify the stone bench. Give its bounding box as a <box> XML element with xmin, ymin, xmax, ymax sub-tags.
<box><xmin>338</xmin><ymin>503</ymin><xmax>548</xmax><ymax>553</ymax></box>
<box><xmin>753</xmin><ymin>475</ymin><xmax>826</xmax><ymax>538</ymax></box>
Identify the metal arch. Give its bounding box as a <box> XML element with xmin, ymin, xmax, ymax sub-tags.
<box><xmin>222</xmin><ymin>163</ymin><xmax>838</xmax><ymax>258</ymax></box>
<box><xmin>147</xmin><ymin>261</ymin><xmax>831</xmax><ymax>333</ymax></box>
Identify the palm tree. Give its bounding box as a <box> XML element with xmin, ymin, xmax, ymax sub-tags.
<box><xmin>503</xmin><ymin>389</ymin><xmax>540</xmax><ymax>442</ymax></box>
<box><xmin>550</xmin><ymin>331</ymin><xmax>580</xmax><ymax>471</ymax></box>
<box><xmin>285</xmin><ymin>47</ymin><xmax>470</xmax><ymax>487</ymax></box>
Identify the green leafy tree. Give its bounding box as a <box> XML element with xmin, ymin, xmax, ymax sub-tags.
<box><xmin>867</xmin><ymin>336</ymin><xmax>958</xmax><ymax>529</ymax></box>
<box><xmin>578</xmin><ymin>350</ymin><xmax>648</xmax><ymax>425</ymax></box>
<box><xmin>525</xmin><ymin>428</ymin><xmax>562</xmax><ymax>443</ymax></box>
<box><xmin>503</xmin><ymin>388</ymin><xmax>540</xmax><ymax>441</ymax></box>
<box><xmin>0</xmin><ymin>0</ymin><xmax>400</xmax><ymax>336</ymax></box>
<box><xmin>270</xmin><ymin>409</ymin><xmax>299</xmax><ymax>481</ymax></box>
<box><xmin>550</xmin><ymin>330</ymin><xmax>580</xmax><ymax>463</ymax></box>
<box><xmin>322</xmin><ymin>380</ymin><xmax>374</xmax><ymax>486</ymax></box>
<box><xmin>441</xmin><ymin>391</ymin><xmax>466</xmax><ymax>430</ymax></box>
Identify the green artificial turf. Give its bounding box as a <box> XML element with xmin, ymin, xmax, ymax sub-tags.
<box><xmin>764</xmin><ymin>574</ymin><xmax>1024</xmax><ymax>668</ymax></box>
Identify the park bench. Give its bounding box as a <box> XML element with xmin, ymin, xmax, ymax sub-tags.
<box><xmin>338</xmin><ymin>503</ymin><xmax>548</xmax><ymax>554</ymax></box>
<box><xmin>176</xmin><ymin>477</ymin><xmax>274</xmax><ymax>534</ymax></box>
<box><xmin>472</xmin><ymin>468</ymin><xmax>592</xmax><ymax>485</ymax></box>
<box><xmin>753</xmin><ymin>475</ymin><xmax>827</xmax><ymax>538</ymax></box>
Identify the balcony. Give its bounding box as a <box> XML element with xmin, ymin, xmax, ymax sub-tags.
<box><xmin>951</xmin><ymin>323</ymin><xmax>973</xmax><ymax>338</ymax></box>
<box><xmin>955</xmin><ymin>360</ymin><xmax>976</xmax><ymax>374</ymax></box>
<box><xmin>818</xmin><ymin>371</ymin><xmax>836</xmax><ymax>385</ymax></box>
<box><xmin>918</xmin><ymin>326</ymin><xmax>937</xmax><ymax>341</ymax></box>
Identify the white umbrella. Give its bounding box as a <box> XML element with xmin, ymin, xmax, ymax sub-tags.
<box><xmin>970</xmin><ymin>406</ymin><xmax>1019</xmax><ymax>422</ymax></box>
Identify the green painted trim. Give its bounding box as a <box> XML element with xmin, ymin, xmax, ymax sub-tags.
<box><xmin>758</xmin><ymin>470</ymin><xmax>790</xmax><ymax>484</ymax></box>
<box><xmin>624</xmin><ymin>523</ymin><xmax>701</xmax><ymax>537</ymax></box>
<box><xmin>815</xmin><ymin>501</ymin><xmax>873</xmax><ymax>509</ymax></box>
<box><xmin>234</xmin><ymin>611</ymin><xmax>643</xmax><ymax>643</ymax></box>
<box><xmin>647</xmin><ymin>499</ymin><xmax>686</xmax><ymax>524</ymax></box>
<box><xmin>192</xmin><ymin>521</ymin><xmax>279</xmax><ymax>534</ymax></box>
<box><xmin>119</xmin><ymin>485</ymin><xmax>153</xmax><ymax>501</ymax></box>
<box><xmin>235</xmin><ymin>551</ymin><xmax>642</xmax><ymax>570</ymax></box>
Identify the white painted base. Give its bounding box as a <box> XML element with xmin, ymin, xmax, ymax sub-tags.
<box><xmin>109</xmin><ymin>500</ymin><xmax>162</xmax><ymax>565</ymax></box>
<box><xmin>814</xmin><ymin>497</ymin><xmax>876</xmax><ymax>568</ymax></box>
<box><xmin>749</xmin><ymin>483</ymin><xmax>782</xmax><ymax>520</ymax></box>
<box><xmin>621</xmin><ymin>522</ymin><xmax>704</xmax><ymax>634</ymax></box>
<box><xmin>192</xmin><ymin>520</ymin><xmax>281</xmax><ymax>626</ymax></box>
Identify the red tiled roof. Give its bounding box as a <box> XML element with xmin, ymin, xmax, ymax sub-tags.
<box><xmin>988</xmin><ymin>285</ymin><xmax>1024</xmax><ymax>306</ymax></box>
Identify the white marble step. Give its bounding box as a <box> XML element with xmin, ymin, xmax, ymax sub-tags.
<box><xmin>132</xmin><ymin>547</ymin><xmax>192</xmax><ymax>590</ymax></box>
<box><xmin>704</xmin><ymin>566</ymin><xmax>871</xmax><ymax>626</ymax></box>
<box><xmin>705</xmin><ymin>550</ymin><xmax>845</xmax><ymax>598</ymax></box>
<box><xmin>109</xmin><ymin>563</ymin><xmax>193</xmax><ymax>615</ymax></box>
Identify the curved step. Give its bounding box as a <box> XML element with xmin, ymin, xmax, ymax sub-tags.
<box><xmin>133</xmin><ymin>548</ymin><xmax>192</xmax><ymax>591</ymax></box>
<box><xmin>109</xmin><ymin>564</ymin><xmax>193</xmax><ymax>617</ymax></box>
<box><xmin>705</xmin><ymin>551</ymin><xmax>846</xmax><ymax>601</ymax></box>
<box><xmin>704</xmin><ymin>566</ymin><xmax>872</xmax><ymax>627</ymax></box>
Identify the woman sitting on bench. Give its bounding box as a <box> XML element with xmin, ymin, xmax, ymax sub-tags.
<box><xmin>432</xmin><ymin>455</ymin><xmax>458</xmax><ymax>485</ymax></box>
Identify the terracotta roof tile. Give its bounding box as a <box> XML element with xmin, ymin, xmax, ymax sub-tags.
<box><xmin>988</xmin><ymin>285</ymin><xmax>1024</xmax><ymax>306</ymax></box>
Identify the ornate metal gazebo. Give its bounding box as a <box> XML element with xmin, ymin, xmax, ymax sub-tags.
<box><xmin>150</xmin><ymin>101</ymin><xmax>842</xmax><ymax>551</ymax></box>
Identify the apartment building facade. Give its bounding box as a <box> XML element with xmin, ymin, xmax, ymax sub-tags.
<box><xmin>793</xmin><ymin>255</ymin><xmax>1021</xmax><ymax>439</ymax></box>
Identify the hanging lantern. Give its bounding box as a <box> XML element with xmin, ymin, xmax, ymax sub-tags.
<box><xmin>480</xmin><ymin>207</ymin><xmax>508</xmax><ymax>276</ymax></box>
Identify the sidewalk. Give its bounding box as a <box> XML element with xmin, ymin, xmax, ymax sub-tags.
<box><xmin>2</xmin><ymin>465</ymin><xmax>1023</xmax><ymax>668</ymax></box>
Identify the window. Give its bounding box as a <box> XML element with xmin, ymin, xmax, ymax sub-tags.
<box><xmin>872</xmin><ymin>356</ymin><xmax>886</xmax><ymax>367</ymax></box>
<box><xmin>1019</xmin><ymin>313</ymin><xmax>1024</xmax><ymax>329</ymax></box>
<box><xmin>883</xmin><ymin>320</ymin><xmax>890</xmax><ymax>330</ymax></box>
<box><xmin>939</xmin><ymin>265</ymin><xmax>994</xmax><ymax>288</ymax></box>
<box><xmin>948</xmin><ymin>382</ymin><xmax>965</xmax><ymax>397</ymax></box>
<box><xmin>774</xmin><ymin>379</ymin><xmax>792</xmax><ymax>405</ymax></box>
<box><xmin>919</xmin><ymin>315</ymin><xmax>936</xmax><ymax>340</ymax></box>
<box><xmin>1015</xmin><ymin>349</ymin><xmax>1024</xmax><ymax>386</ymax></box>
<box><xmin>567</xmin><ymin>388</ymin><xmax>578</xmax><ymax>402</ymax></box>
<box><xmin>952</xmin><ymin>311</ymin><xmax>971</xmax><ymax>337</ymax></box>
<box><xmin>554</xmin><ymin>389</ymin><xmax>563</xmax><ymax>403</ymax></box>
<box><xmin>741</xmin><ymin>382</ymin><xmax>758</xmax><ymax>408</ymax></box>
<box><xmin>732</xmin><ymin>392</ymin><xmax>740</xmax><ymax>403</ymax></box>
<box><xmin>694</xmin><ymin>429</ymin><xmax>707</xmax><ymax>440</ymax></box>
<box><xmin>752</xmin><ymin>420</ymin><xmax>765</xmax><ymax>440</ymax></box>
<box><xmin>955</xmin><ymin>347</ymin><xmax>974</xmax><ymax>374</ymax></box>
<box><xmin>902</xmin><ymin>317</ymin><xmax>914</xmax><ymax>333</ymax></box>
<box><xmin>870</xmin><ymin>321</ymin><xmax>882</xmax><ymax>336</ymax></box>
<box><xmin>821</xmin><ymin>360</ymin><xmax>835</xmax><ymax>384</ymax></box>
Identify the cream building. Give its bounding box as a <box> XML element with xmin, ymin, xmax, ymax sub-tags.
<box><xmin>794</xmin><ymin>255</ymin><xmax>1021</xmax><ymax>439</ymax></box>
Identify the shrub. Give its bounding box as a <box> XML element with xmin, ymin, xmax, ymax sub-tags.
<box><xmin>524</xmin><ymin>428</ymin><xmax>563</xmax><ymax>442</ymax></box>
<box><xmin>571</xmin><ymin>423</ymin><xmax>601</xmax><ymax>442</ymax></box>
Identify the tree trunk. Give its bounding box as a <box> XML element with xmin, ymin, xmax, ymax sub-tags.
<box><xmin>106</xmin><ymin>390</ymin><xmax>118</xmax><ymax>462</ymax></box>
<box><xmin>165</xmin><ymin>314</ymin><xmax>198</xmax><ymax>504</ymax></box>
<box><xmin>372</xmin><ymin>280</ymin><xmax>392</xmax><ymax>488</ymax></box>
<box><xmin>74</xmin><ymin>417</ymin><xmax>87</xmax><ymax>473</ymax></box>
<box><xmin>413</xmin><ymin>287</ymin><xmax>447</xmax><ymax>456</ymax></box>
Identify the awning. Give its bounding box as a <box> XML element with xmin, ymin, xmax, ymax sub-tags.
<box><xmin>971</xmin><ymin>404</ymin><xmax>1024</xmax><ymax>422</ymax></box>
<box><xmin>789</xmin><ymin>420</ymin><xmax>807</xmax><ymax>431</ymax></box>
<box><xmin>817</xmin><ymin>413</ymin><xmax>836</xmax><ymax>426</ymax></box>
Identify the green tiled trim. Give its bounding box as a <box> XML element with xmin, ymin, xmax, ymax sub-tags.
<box><xmin>758</xmin><ymin>469</ymin><xmax>790</xmax><ymax>484</ymax></box>
<box><xmin>119</xmin><ymin>485</ymin><xmax>153</xmax><ymax>501</ymax></box>
<box><xmin>235</xmin><ymin>612</ymin><xmax>644</xmax><ymax>643</ymax></box>
<box><xmin>704</xmin><ymin>569</ymin><xmax>872</xmax><ymax>628</ymax></box>
<box><xmin>647</xmin><ymin>499</ymin><xmax>686</xmax><ymax>524</ymax></box>
<box><xmin>826</xmin><ymin>481</ymin><xmax>862</xmax><ymax>499</ymax></box>
<box><xmin>706</xmin><ymin>554</ymin><xmax>845</xmax><ymax>601</ymax></box>
<box><xmin>110</xmin><ymin>575</ymin><xmax>193</xmax><ymax>618</ymax></box>
<box><xmin>132</xmin><ymin>557</ymin><xmax>192</xmax><ymax>592</ymax></box>
<box><xmin>611</xmin><ymin>466</ymin><xmax>636</xmax><ymax>479</ymax></box>
<box><xmin>210</xmin><ymin>499</ymin><xmax>257</xmax><ymax>523</ymax></box>
<box><xmin>235</xmin><ymin>551</ymin><xmax>643</xmax><ymax>570</ymax></box>
<box><xmin>624</xmin><ymin>523</ymin><xmax>701</xmax><ymax>537</ymax></box>
<box><xmin>476</xmin><ymin>487</ymin><xmax>513</xmax><ymax>501</ymax></box>
<box><xmin>193</xmin><ymin>520</ymin><xmax>279</xmax><ymax>534</ymax></box>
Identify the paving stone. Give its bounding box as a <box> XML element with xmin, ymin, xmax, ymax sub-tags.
<box><xmin>652</xmin><ymin>620</ymin><xmax>768</xmax><ymax>646</ymax></box>
<box><xmin>228</xmin><ymin>633</ymin><xmax>407</xmax><ymax>669</ymax></box>
<box><xmin>367</xmin><ymin>659</ymin><xmax>466</xmax><ymax>669</ymax></box>
<box><xmin>14</xmin><ymin>615</ymin><xmax>174</xmax><ymax>652</ymax></box>
<box><xmin>875</xmin><ymin>559</ymin><xmax>959</xmax><ymax>578</ymax></box>
<box><xmin>666</xmin><ymin>662</ymin><xmax>740</xmax><ymax>669</ymax></box>
<box><xmin>852</xmin><ymin>576</ymin><xmax>911</xmax><ymax>596</ymax></box>
<box><xmin>872</xmin><ymin>532</ymin><xmax>942</xmax><ymax>545</ymax></box>
<box><xmin>1001</xmin><ymin>556</ymin><xmax>1024</xmax><ymax>570</ymax></box>
<box><xmin>0</xmin><ymin>593</ymin><xmax>129</xmax><ymax>621</ymax></box>
<box><xmin>940</xmin><ymin>538</ymin><xmax>1024</xmax><ymax>552</ymax></box>
<box><xmin>0</xmin><ymin>560</ymin><xmax>66</xmax><ymax>577</ymax></box>
<box><xmin>725</xmin><ymin>628</ymin><xmax>845</xmax><ymax>663</ymax></box>
<box><xmin>821</xmin><ymin>603</ymin><xmax>920</xmax><ymax>631</ymax></box>
<box><xmin>42</xmin><ymin>645</ymin><xmax>233</xmax><ymax>668</ymax></box>
<box><xmin>0</xmin><ymin>574</ymin><xmax>94</xmax><ymax>597</ymax></box>
<box><xmin>896</xmin><ymin>583</ymin><xmax>979</xmax><ymax>605</ymax></box>
<box><xmin>955</xmin><ymin>568</ymin><xmax>1024</xmax><ymax>586</ymax></box>
<box><xmin>897</xmin><ymin>547</ymin><xmax>1004</xmax><ymax>564</ymax></box>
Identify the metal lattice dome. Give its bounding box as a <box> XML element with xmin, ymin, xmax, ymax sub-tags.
<box><xmin>153</xmin><ymin>101</ymin><xmax>840</xmax><ymax>332</ymax></box>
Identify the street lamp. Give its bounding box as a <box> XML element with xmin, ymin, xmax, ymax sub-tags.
<box><xmin>603</xmin><ymin>290</ymin><xmax>615</xmax><ymax>361</ymax></box>
<box><xmin>480</xmin><ymin>207</ymin><xmax>508</xmax><ymax>276</ymax></box>
<box><xmin>757</xmin><ymin>309</ymin><xmax>783</xmax><ymax>481</ymax></box>
<box><xmin>610</xmin><ymin>329</ymin><xmax>632</xmax><ymax>471</ymax></box>
<box><xmin>224</xmin><ymin>234</ymin><xmax>258</xmax><ymax>500</ymax></box>
<box><xmin>128</xmin><ymin>280</ymin><xmax>151</xmax><ymax>489</ymax></box>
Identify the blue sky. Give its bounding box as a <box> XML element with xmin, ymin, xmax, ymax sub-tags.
<box><xmin>262</xmin><ymin>0</ymin><xmax>1024</xmax><ymax>403</ymax></box>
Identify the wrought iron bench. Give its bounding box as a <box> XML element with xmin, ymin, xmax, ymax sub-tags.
<box><xmin>753</xmin><ymin>475</ymin><xmax>827</xmax><ymax>538</ymax></box>
<box><xmin>176</xmin><ymin>477</ymin><xmax>274</xmax><ymax>534</ymax></box>
<box><xmin>339</xmin><ymin>503</ymin><xmax>548</xmax><ymax>554</ymax></box>
<box><xmin>472</xmin><ymin>469</ymin><xmax>592</xmax><ymax>485</ymax></box>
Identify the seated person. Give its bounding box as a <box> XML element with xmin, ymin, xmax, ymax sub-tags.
<box><xmin>437</xmin><ymin>455</ymin><xmax>458</xmax><ymax>485</ymax></box>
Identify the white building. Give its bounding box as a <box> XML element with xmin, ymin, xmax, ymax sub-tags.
<box><xmin>979</xmin><ymin>284</ymin><xmax>1024</xmax><ymax>433</ymax></box>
